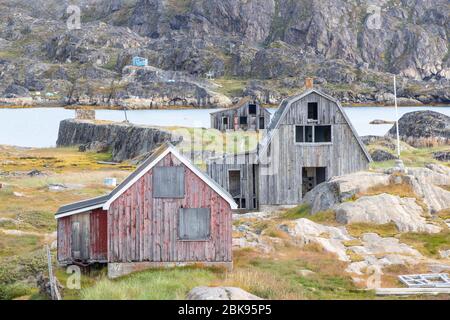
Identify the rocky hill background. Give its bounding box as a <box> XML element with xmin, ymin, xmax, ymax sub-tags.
<box><xmin>0</xmin><ymin>0</ymin><xmax>449</xmax><ymax>108</ymax></box>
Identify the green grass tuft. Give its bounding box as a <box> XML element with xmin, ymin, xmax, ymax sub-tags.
<box><xmin>80</xmin><ymin>267</ymin><xmax>217</xmax><ymax>300</ymax></box>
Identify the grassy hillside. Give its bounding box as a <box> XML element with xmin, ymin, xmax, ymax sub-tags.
<box><xmin>0</xmin><ymin>140</ymin><xmax>449</xmax><ymax>300</ymax></box>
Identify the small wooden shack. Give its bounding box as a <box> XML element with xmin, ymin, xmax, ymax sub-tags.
<box><xmin>210</xmin><ymin>97</ymin><xmax>271</xmax><ymax>131</ymax></box>
<box><xmin>56</xmin><ymin>143</ymin><xmax>237</xmax><ymax>278</ymax></box>
<box><xmin>207</xmin><ymin>85</ymin><xmax>372</xmax><ymax>210</ymax></box>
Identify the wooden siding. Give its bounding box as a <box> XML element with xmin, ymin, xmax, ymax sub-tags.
<box><xmin>108</xmin><ymin>153</ymin><xmax>232</xmax><ymax>263</ymax></box>
<box><xmin>207</xmin><ymin>152</ymin><xmax>258</xmax><ymax>210</ymax></box>
<box><xmin>57</xmin><ymin>209</ymin><xmax>108</xmax><ymax>263</ymax></box>
<box><xmin>90</xmin><ymin>209</ymin><xmax>108</xmax><ymax>261</ymax></box>
<box><xmin>258</xmin><ymin>92</ymin><xmax>369</xmax><ymax>205</ymax></box>
<box><xmin>211</xmin><ymin>102</ymin><xmax>271</xmax><ymax>131</ymax></box>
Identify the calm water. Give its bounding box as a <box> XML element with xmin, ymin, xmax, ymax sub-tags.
<box><xmin>0</xmin><ymin>106</ymin><xmax>449</xmax><ymax>148</ymax></box>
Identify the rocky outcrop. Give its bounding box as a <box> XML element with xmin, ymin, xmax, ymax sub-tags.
<box><xmin>186</xmin><ymin>286</ymin><xmax>262</xmax><ymax>300</ymax></box>
<box><xmin>231</xmin><ymin>210</ymin><xmax>447</xmax><ymax>288</ymax></box>
<box><xmin>0</xmin><ymin>0</ymin><xmax>449</xmax><ymax>106</ymax></box>
<box><xmin>56</xmin><ymin>119</ymin><xmax>181</xmax><ymax>161</ymax></box>
<box><xmin>335</xmin><ymin>193</ymin><xmax>441</xmax><ymax>233</ymax></box>
<box><xmin>304</xmin><ymin>164</ymin><xmax>450</xmax><ymax>232</ymax></box>
<box><xmin>433</xmin><ymin>152</ymin><xmax>450</xmax><ymax>162</ymax></box>
<box><xmin>370</xmin><ymin>149</ymin><xmax>396</xmax><ymax>162</ymax></box>
<box><xmin>407</xmin><ymin>165</ymin><xmax>450</xmax><ymax>213</ymax></box>
<box><xmin>282</xmin><ymin>218</ymin><xmax>352</xmax><ymax>261</ymax></box>
<box><xmin>303</xmin><ymin>172</ymin><xmax>391</xmax><ymax>214</ymax></box>
<box><xmin>345</xmin><ymin>233</ymin><xmax>424</xmax><ymax>278</ymax></box>
<box><xmin>387</xmin><ymin>111</ymin><xmax>450</xmax><ymax>147</ymax></box>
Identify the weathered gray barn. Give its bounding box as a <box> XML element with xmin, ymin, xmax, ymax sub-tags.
<box><xmin>207</xmin><ymin>88</ymin><xmax>371</xmax><ymax>210</ymax></box>
<box><xmin>210</xmin><ymin>97</ymin><xmax>271</xmax><ymax>131</ymax></box>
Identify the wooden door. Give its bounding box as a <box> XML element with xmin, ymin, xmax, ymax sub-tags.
<box><xmin>71</xmin><ymin>213</ymin><xmax>90</xmax><ymax>261</ymax></box>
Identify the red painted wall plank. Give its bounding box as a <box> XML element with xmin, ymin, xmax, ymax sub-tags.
<box><xmin>108</xmin><ymin>153</ymin><xmax>232</xmax><ymax>263</ymax></box>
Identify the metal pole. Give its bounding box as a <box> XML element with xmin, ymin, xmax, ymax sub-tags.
<box><xmin>124</xmin><ymin>107</ymin><xmax>128</xmax><ymax>123</ymax></box>
<box><xmin>394</xmin><ymin>75</ymin><xmax>401</xmax><ymax>158</ymax></box>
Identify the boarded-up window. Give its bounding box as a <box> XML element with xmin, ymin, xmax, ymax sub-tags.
<box><xmin>71</xmin><ymin>221</ymin><xmax>81</xmax><ymax>259</ymax></box>
<box><xmin>179</xmin><ymin>208</ymin><xmax>211</xmax><ymax>240</ymax></box>
<box><xmin>153</xmin><ymin>166</ymin><xmax>185</xmax><ymax>198</ymax></box>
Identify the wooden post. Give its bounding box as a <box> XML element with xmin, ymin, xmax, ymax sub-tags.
<box><xmin>46</xmin><ymin>245</ymin><xmax>61</xmax><ymax>300</ymax></box>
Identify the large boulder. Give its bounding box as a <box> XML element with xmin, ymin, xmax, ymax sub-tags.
<box><xmin>303</xmin><ymin>172</ymin><xmax>391</xmax><ymax>214</ymax></box>
<box><xmin>335</xmin><ymin>193</ymin><xmax>441</xmax><ymax>233</ymax></box>
<box><xmin>186</xmin><ymin>287</ymin><xmax>262</xmax><ymax>300</ymax></box>
<box><xmin>387</xmin><ymin>111</ymin><xmax>450</xmax><ymax>147</ymax></box>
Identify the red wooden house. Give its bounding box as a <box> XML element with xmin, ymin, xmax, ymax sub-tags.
<box><xmin>56</xmin><ymin>143</ymin><xmax>237</xmax><ymax>278</ymax></box>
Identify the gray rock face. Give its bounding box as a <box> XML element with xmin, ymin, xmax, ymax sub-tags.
<box><xmin>346</xmin><ymin>233</ymin><xmax>425</xmax><ymax>279</ymax></box>
<box><xmin>283</xmin><ymin>218</ymin><xmax>352</xmax><ymax>261</ymax></box>
<box><xmin>78</xmin><ymin>141</ymin><xmax>109</xmax><ymax>153</ymax></box>
<box><xmin>186</xmin><ymin>286</ymin><xmax>262</xmax><ymax>300</ymax></box>
<box><xmin>335</xmin><ymin>193</ymin><xmax>441</xmax><ymax>233</ymax></box>
<box><xmin>370</xmin><ymin>149</ymin><xmax>396</xmax><ymax>162</ymax></box>
<box><xmin>433</xmin><ymin>152</ymin><xmax>450</xmax><ymax>162</ymax></box>
<box><xmin>56</xmin><ymin>119</ymin><xmax>181</xmax><ymax>161</ymax></box>
<box><xmin>0</xmin><ymin>0</ymin><xmax>449</xmax><ymax>106</ymax></box>
<box><xmin>407</xmin><ymin>164</ymin><xmax>450</xmax><ymax>213</ymax></box>
<box><xmin>387</xmin><ymin>111</ymin><xmax>450</xmax><ymax>147</ymax></box>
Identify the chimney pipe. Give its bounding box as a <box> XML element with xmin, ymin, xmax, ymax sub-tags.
<box><xmin>305</xmin><ymin>77</ymin><xmax>314</xmax><ymax>90</ymax></box>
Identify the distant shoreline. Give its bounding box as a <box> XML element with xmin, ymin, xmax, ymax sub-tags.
<box><xmin>0</xmin><ymin>102</ymin><xmax>449</xmax><ymax>110</ymax></box>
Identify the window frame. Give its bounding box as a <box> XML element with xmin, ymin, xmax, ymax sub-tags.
<box><xmin>294</xmin><ymin>125</ymin><xmax>333</xmax><ymax>145</ymax></box>
<box><xmin>178</xmin><ymin>208</ymin><xmax>212</xmax><ymax>242</ymax></box>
